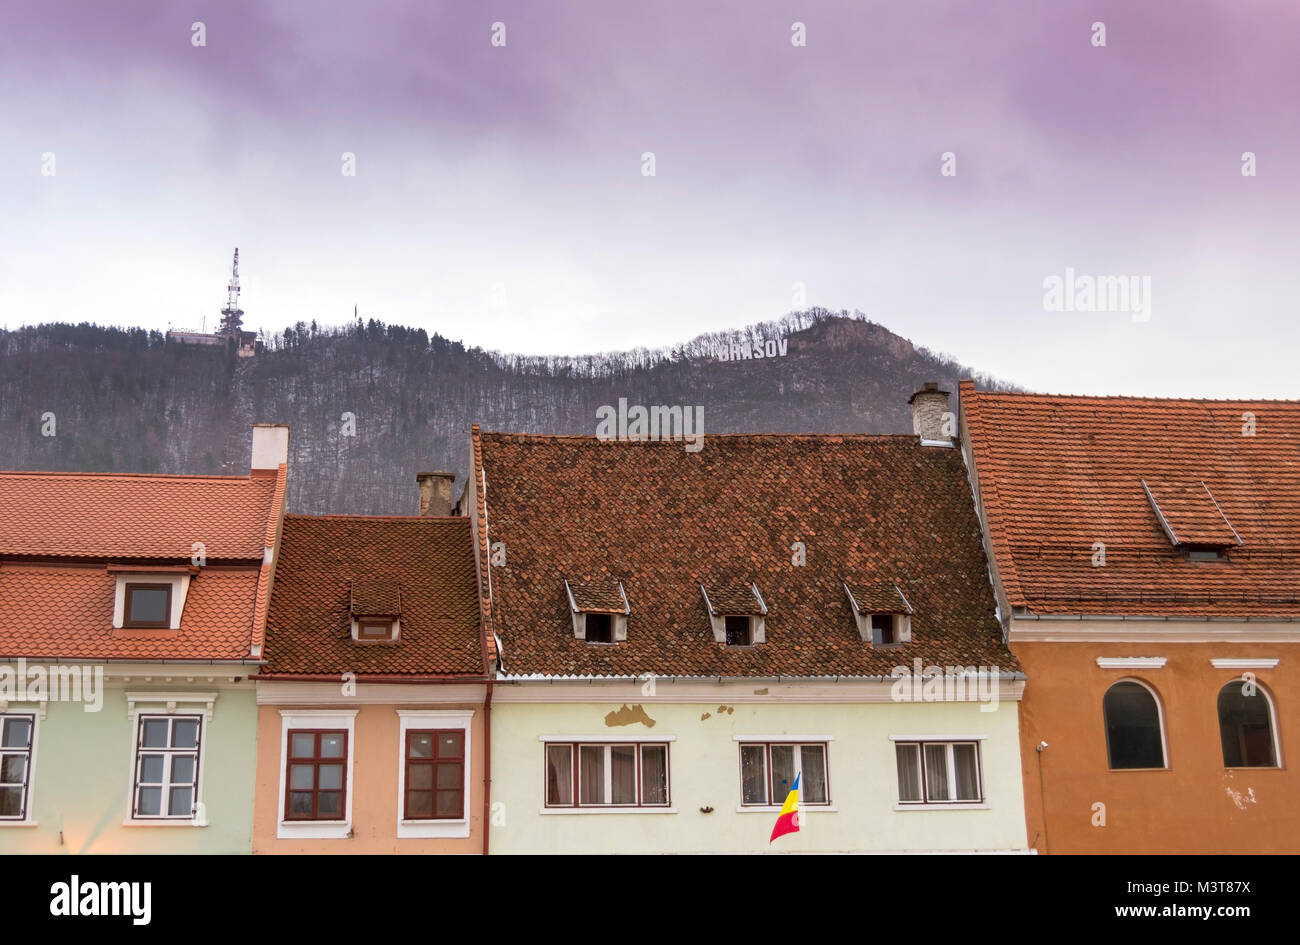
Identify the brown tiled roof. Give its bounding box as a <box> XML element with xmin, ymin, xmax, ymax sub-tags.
<box><xmin>0</xmin><ymin>565</ymin><xmax>261</xmax><ymax>660</ymax></box>
<box><xmin>960</xmin><ymin>381</ymin><xmax>1300</xmax><ymax>617</ymax></box>
<box><xmin>701</xmin><ymin>583</ymin><xmax>766</xmax><ymax>616</ymax></box>
<box><xmin>0</xmin><ymin>471</ymin><xmax>280</xmax><ymax>559</ymax></box>
<box><xmin>262</xmin><ymin>515</ymin><xmax>486</xmax><ymax>677</ymax></box>
<box><xmin>351</xmin><ymin>580</ymin><xmax>402</xmax><ymax>617</ymax></box>
<box><xmin>565</xmin><ymin>579</ymin><xmax>628</xmax><ymax>614</ymax></box>
<box><xmin>473</xmin><ymin>431</ymin><xmax>1014</xmax><ymax>677</ymax></box>
<box><xmin>846</xmin><ymin>582</ymin><xmax>913</xmax><ymax>614</ymax></box>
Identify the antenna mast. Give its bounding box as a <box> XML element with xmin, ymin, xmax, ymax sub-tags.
<box><xmin>218</xmin><ymin>247</ymin><xmax>244</xmax><ymax>337</ymax></box>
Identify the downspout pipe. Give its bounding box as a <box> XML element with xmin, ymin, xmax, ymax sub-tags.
<box><xmin>482</xmin><ymin>678</ymin><xmax>493</xmax><ymax>856</ymax></box>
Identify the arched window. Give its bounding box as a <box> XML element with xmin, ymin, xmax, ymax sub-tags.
<box><xmin>1103</xmin><ymin>680</ymin><xmax>1166</xmax><ymax>769</ymax></box>
<box><xmin>1217</xmin><ymin>680</ymin><xmax>1278</xmax><ymax>768</ymax></box>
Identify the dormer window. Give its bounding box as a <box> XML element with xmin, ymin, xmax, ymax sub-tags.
<box><xmin>565</xmin><ymin>579</ymin><xmax>630</xmax><ymax>643</ymax></box>
<box><xmin>724</xmin><ymin>615</ymin><xmax>752</xmax><ymax>647</ymax></box>
<box><xmin>845</xmin><ymin>582</ymin><xmax>913</xmax><ymax>646</ymax></box>
<box><xmin>701</xmin><ymin>583</ymin><xmax>767</xmax><ymax>646</ymax></box>
<box><xmin>350</xmin><ymin>580</ymin><xmax>401</xmax><ymax>643</ymax></box>
<box><xmin>124</xmin><ymin>583</ymin><xmax>172</xmax><ymax>628</ymax></box>
<box><xmin>1142</xmin><ymin>479</ymin><xmax>1241</xmax><ymax>560</ymax></box>
<box><xmin>109</xmin><ymin>565</ymin><xmax>193</xmax><ymax>630</ymax></box>
<box><xmin>358</xmin><ymin>619</ymin><xmax>396</xmax><ymax>641</ymax></box>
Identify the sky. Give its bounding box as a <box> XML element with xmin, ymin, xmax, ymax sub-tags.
<box><xmin>1</xmin><ymin>0</ymin><xmax>1298</xmax><ymax>397</ymax></box>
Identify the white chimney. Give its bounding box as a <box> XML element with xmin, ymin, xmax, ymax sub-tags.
<box><xmin>251</xmin><ymin>424</ymin><xmax>290</xmax><ymax>472</ymax></box>
<box><xmin>908</xmin><ymin>382</ymin><xmax>952</xmax><ymax>444</ymax></box>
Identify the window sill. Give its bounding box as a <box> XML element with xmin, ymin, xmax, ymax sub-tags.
<box><xmin>277</xmin><ymin>820</ymin><xmax>351</xmax><ymax>839</ymax></box>
<box><xmin>893</xmin><ymin>803</ymin><xmax>990</xmax><ymax>811</ymax></box>
<box><xmin>539</xmin><ymin>807</ymin><xmax>677</xmax><ymax>815</ymax></box>
<box><xmin>398</xmin><ymin>819</ymin><xmax>469</xmax><ymax>839</ymax></box>
<box><xmin>736</xmin><ymin>805</ymin><xmax>837</xmax><ymax>813</ymax></box>
<box><xmin>122</xmin><ymin>819</ymin><xmax>206</xmax><ymax>827</ymax></box>
<box><xmin>0</xmin><ymin>820</ymin><xmax>38</xmax><ymax>827</ymax></box>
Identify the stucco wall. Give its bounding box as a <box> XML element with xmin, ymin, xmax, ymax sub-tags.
<box><xmin>1015</xmin><ymin>640</ymin><xmax>1299</xmax><ymax>853</ymax></box>
<box><xmin>252</xmin><ymin>701</ymin><xmax>485</xmax><ymax>854</ymax></box>
<box><xmin>488</xmin><ymin>699</ymin><xmax>1028</xmax><ymax>853</ymax></box>
<box><xmin>0</xmin><ymin>685</ymin><xmax>258</xmax><ymax>854</ymax></box>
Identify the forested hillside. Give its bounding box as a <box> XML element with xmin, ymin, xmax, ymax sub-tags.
<box><xmin>0</xmin><ymin>310</ymin><xmax>1007</xmax><ymax>514</ymax></box>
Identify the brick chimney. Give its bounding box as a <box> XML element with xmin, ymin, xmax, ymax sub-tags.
<box><xmin>251</xmin><ymin>424</ymin><xmax>290</xmax><ymax>473</ymax></box>
<box><xmin>416</xmin><ymin>471</ymin><xmax>456</xmax><ymax>517</ymax></box>
<box><xmin>908</xmin><ymin>382</ymin><xmax>952</xmax><ymax>443</ymax></box>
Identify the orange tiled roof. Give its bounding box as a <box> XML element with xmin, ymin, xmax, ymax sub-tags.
<box><xmin>0</xmin><ymin>463</ymin><xmax>287</xmax><ymax>660</ymax></box>
<box><xmin>0</xmin><ymin>471</ymin><xmax>280</xmax><ymax>560</ymax></box>
<box><xmin>474</xmin><ymin>430</ymin><xmax>1014</xmax><ymax>677</ymax></box>
<box><xmin>0</xmin><ymin>565</ymin><xmax>261</xmax><ymax>660</ymax></box>
<box><xmin>960</xmin><ymin>381</ymin><xmax>1300</xmax><ymax>617</ymax></box>
<box><xmin>262</xmin><ymin>516</ymin><xmax>486</xmax><ymax>677</ymax></box>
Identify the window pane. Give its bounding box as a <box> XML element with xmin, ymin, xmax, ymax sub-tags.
<box><xmin>2</xmin><ymin>718</ymin><xmax>31</xmax><ymax>748</ymax></box>
<box><xmin>546</xmin><ymin>745</ymin><xmax>572</xmax><ymax>806</ymax></box>
<box><xmin>725</xmin><ymin>615</ymin><xmax>750</xmax><ymax>646</ymax></box>
<box><xmin>172</xmin><ymin>720</ymin><xmax>199</xmax><ymax>748</ymax></box>
<box><xmin>641</xmin><ymin>745</ymin><xmax>668</xmax><ymax>805</ymax></box>
<box><xmin>317</xmin><ymin>764</ymin><xmax>343</xmax><ymax>791</ymax></box>
<box><xmin>290</xmin><ymin>732</ymin><xmax>315</xmax><ymax>758</ymax></box>
<box><xmin>924</xmin><ymin>744</ymin><xmax>950</xmax><ymax>801</ymax></box>
<box><xmin>1</xmin><ymin>755</ymin><xmax>26</xmax><ymax>784</ymax></box>
<box><xmin>317</xmin><ymin>792</ymin><xmax>342</xmax><ymax>817</ymax></box>
<box><xmin>139</xmin><ymin>754</ymin><xmax>164</xmax><ymax>784</ymax></box>
<box><xmin>435</xmin><ymin>790</ymin><xmax>462</xmax><ymax>817</ymax></box>
<box><xmin>141</xmin><ymin>719</ymin><xmax>169</xmax><ymax>748</ymax></box>
<box><xmin>437</xmin><ymin>763</ymin><xmax>462</xmax><ymax>790</ymax></box>
<box><xmin>288</xmin><ymin>792</ymin><xmax>313</xmax><ymax>816</ymax></box>
<box><xmin>320</xmin><ymin>733</ymin><xmax>345</xmax><ymax>758</ymax></box>
<box><xmin>408</xmin><ymin>733</ymin><xmax>433</xmax><ymax>758</ymax></box>
<box><xmin>896</xmin><ymin>744</ymin><xmax>922</xmax><ymax>802</ymax></box>
<box><xmin>1104</xmin><ymin>682</ymin><xmax>1165</xmax><ymax>769</ymax></box>
<box><xmin>0</xmin><ymin>786</ymin><xmax>22</xmax><ymax>816</ymax></box>
<box><xmin>170</xmin><ymin>755</ymin><xmax>196</xmax><ymax>785</ymax></box>
<box><xmin>169</xmin><ymin>786</ymin><xmax>193</xmax><ymax>816</ymax></box>
<box><xmin>800</xmin><ymin>745</ymin><xmax>828</xmax><ymax>804</ymax></box>
<box><xmin>407</xmin><ymin>790</ymin><xmax>433</xmax><ymax>818</ymax></box>
<box><xmin>579</xmin><ymin>745</ymin><xmax>605</xmax><ymax>805</ymax></box>
<box><xmin>129</xmin><ymin>587</ymin><xmax>170</xmax><ymax>624</ymax></box>
<box><xmin>289</xmin><ymin>764</ymin><xmax>315</xmax><ymax>790</ymax></box>
<box><xmin>585</xmin><ymin>613</ymin><xmax>612</xmax><ymax>643</ymax></box>
<box><xmin>870</xmin><ymin>614</ymin><xmax>894</xmax><ymax>645</ymax></box>
<box><xmin>952</xmin><ymin>744</ymin><xmax>980</xmax><ymax>801</ymax></box>
<box><xmin>770</xmin><ymin>745</ymin><xmax>796</xmax><ymax>799</ymax></box>
<box><xmin>408</xmin><ymin>764</ymin><xmax>433</xmax><ymax>790</ymax></box>
<box><xmin>740</xmin><ymin>745</ymin><xmax>767</xmax><ymax>804</ymax></box>
<box><xmin>611</xmin><ymin>746</ymin><xmax>636</xmax><ymax>804</ymax></box>
<box><xmin>1218</xmin><ymin>683</ymin><xmax>1276</xmax><ymax>767</ymax></box>
<box><xmin>137</xmin><ymin>786</ymin><xmax>162</xmax><ymax>816</ymax></box>
<box><xmin>438</xmin><ymin>732</ymin><xmax>463</xmax><ymax>758</ymax></box>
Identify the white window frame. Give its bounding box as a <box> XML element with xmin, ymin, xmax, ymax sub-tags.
<box><xmin>122</xmin><ymin>692</ymin><xmax>216</xmax><ymax>827</ymax></box>
<box><xmin>130</xmin><ymin>714</ymin><xmax>203</xmax><ymax>820</ymax></box>
<box><xmin>0</xmin><ymin>708</ymin><xmax>42</xmax><ymax>826</ymax></box>
<box><xmin>395</xmin><ymin>709</ymin><xmax>473</xmax><ymax>839</ymax></box>
<box><xmin>276</xmin><ymin>709</ymin><xmax>358</xmax><ymax>839</ymax></box>
<box><xmin>736</xmin><ymin>739</ymin><xmax>833</xmax><ymax>811</ymax></box>
<box><xmin>1217</xmin><ymin>676</ymin><xmax>1283</xmax><ymax>769</ymax></box>
<box><xmin>539</xmin><ymin>736</ymin><xmax>674</xmax><ymax>813</ymax></box>
<box><xmin>113</xmin><ymin>573</ymin><xmax>191</xmax><ymax>630</ymax></box>
<box><xmin>894</xmin><ymin>739</ymin><xmax>985</xmax><ymax>807</ymax></box>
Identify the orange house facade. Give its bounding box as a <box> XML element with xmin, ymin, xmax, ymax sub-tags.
<box><xmin>251</xmin><ymin>481</ymin><xmax>492</xmax><ymax>854</ymax></box>
<box><xmin>960</xmin><ymin>382</ymin><xmax>1300</xmax><ymax>853</ymax></box>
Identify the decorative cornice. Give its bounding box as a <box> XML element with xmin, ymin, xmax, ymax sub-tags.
<box><xmin>1096</xmin><ymin>657</ymin><xmax>1167</xmax><ymax>669</ymax></box>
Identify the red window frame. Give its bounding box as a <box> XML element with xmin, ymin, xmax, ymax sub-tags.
<box><xmin>284</xmin><ymin>729</ymin><xmax>349</xmax><ymax>821</ymax></box>
<box><xmin>403</xmin><ymin>729</ymin><xmax>465</xmax><ymax>820</ymax></box>
<box><xmin>123</xmin><ymin>582</ymin><xmax>172</xmax><ymax>628</ymax></box>
<box><xmin>738</xmin><ymin>742</ymin><xmax>832</xmax><ymax>807</ymax></box>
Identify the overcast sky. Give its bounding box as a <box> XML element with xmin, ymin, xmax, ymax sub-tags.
<box><xmin>2</xmin><ymin>1</ymin><xmax>1297</xmax><ymax>397</ymax></box>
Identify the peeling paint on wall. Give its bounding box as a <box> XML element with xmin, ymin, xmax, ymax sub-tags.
<box><xmin>604</xmin><ymin>704</ymin><xmax>656</xmax><ymax>728</ymax></box>
<box><xmin>753</xmin><ymin>688</ymin><xmax>769</xmax><ymax>696</ymax></box>
<box><xmin>700</xmin><ymin>712</ymin><xmax>711</xmax><ymax>720</ymax></box>
<box><xmin>717</xmin><ymin>705</ymin><xmax>734</xmax><ymax>715</ymax></box>
<box><xmin>1225</xmin><ymin>785</ymin><xmax>1257</xmax><ymax>811</ymax></box>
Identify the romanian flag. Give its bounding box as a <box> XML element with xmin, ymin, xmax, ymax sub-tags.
<box><xmin>769</xmin><ymin>772</ymin><xmax>800</xmax><ymax>843</ymax></box>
